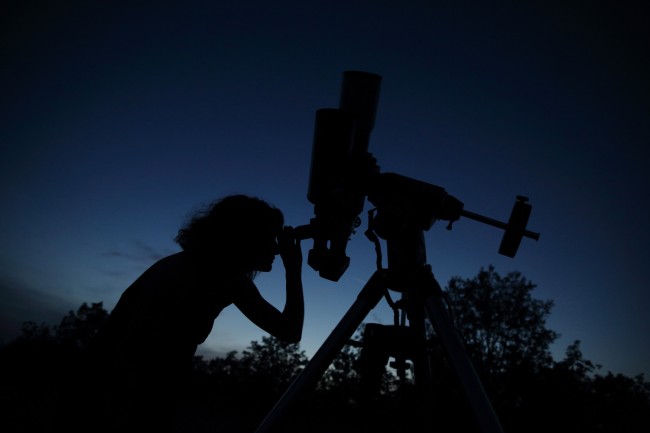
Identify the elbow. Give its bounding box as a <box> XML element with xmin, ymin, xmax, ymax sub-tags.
<box><xmin>274</xmin><ymin>314</ymin><xmax>303</xmax><ymax>343</ymax></box>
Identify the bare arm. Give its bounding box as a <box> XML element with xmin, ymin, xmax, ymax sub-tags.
<box><xmin>233</xmin><ymin>227</ymin><xmax>304</xmax><ymax>343</ymax></box>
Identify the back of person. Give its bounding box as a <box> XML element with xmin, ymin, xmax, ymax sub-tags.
<box><xmin>52</xmin><ymin>195</ymin><xmax>303</xmax><ymax>432</ymax></box>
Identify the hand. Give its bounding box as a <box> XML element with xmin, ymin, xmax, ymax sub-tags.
<box><xmin>278</xmin><ymin>226</ymin><xmax>302</xmax><ymax>272</ymax></box>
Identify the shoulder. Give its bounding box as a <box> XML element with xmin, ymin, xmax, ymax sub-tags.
<box><xmin>152</xmin><ymin>251</ymin><xmax>191</xmax><ymax>269</ymax></box>
<box><xmin>152</xmin><ymin>252</ymin><xmax>248</xmax><ymax>295</ymax></box>
<box><xmin>144</xmin><ymin>251</ymin><xmax>195</xmax><ymax>279</ymax></box>
<box><xmin>119</xmin><ymin>252</ymin><xmax>196</xmax><ymax>301</ymax></box>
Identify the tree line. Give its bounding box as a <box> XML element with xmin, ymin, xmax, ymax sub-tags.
<box><xmin>1</xmin><ymin>266</ymin><xmax>649</xmax><ymax>432</ymax></box>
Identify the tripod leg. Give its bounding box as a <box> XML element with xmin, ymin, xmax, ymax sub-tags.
<box><xmin>419</xmin><ymin>266</ymin><xmax>505</xmax><ymax>433</ymax></box>
<box><xmin>255</xmin><ymin>270</ymin><xmax>388</xmax><ymax>433</ymax></box>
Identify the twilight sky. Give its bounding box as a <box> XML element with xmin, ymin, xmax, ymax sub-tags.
<box><xmin>1</xmin><ymin>1</ymin><xmax>648</xmax><ymax>379</ymax></box>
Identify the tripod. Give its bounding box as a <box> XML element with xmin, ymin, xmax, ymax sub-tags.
<box><xmin>255</xmin><ymin>210</ymin><xmax>506</xmax><ymax>433</ymax></box>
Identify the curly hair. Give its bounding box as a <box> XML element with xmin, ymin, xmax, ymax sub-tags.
<box><xmin>174</xmin><ymin>195</ymin><xmax>284</xmax><ymax>275</ymax></box>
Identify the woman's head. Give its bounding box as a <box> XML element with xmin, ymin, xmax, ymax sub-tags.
<box><xmin>175</xmin><ymin>195</ymin><xmax>284</xmax><ymax>276</ymax></box>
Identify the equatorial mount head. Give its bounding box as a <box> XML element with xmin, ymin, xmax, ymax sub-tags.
<box><xmin>295</xmin><ymin>70</ymin><xmax>540</xmax><ymax>282</ymax></box>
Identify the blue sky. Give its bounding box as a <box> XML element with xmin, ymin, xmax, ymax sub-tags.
<box><xmin>1</xmin><ymin>1</ymin><xmax>648</xmax><ymax>379</ymax></box>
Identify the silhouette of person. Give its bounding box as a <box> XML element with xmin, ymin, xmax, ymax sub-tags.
<box><xmin>76</xmin><ymin>194</ymin><xmax>304</xmax><ymax>432</ymax></box>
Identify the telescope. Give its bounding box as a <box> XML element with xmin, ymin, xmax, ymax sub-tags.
<box><xmin>295</xmin><ymin>70</ymin><xmax>540</xmax><ymax>282</ymax></box>
<box><xmin>257</xmin><ymin>71</ymin><xmax>541</xmax><ymax>433</ymax></box>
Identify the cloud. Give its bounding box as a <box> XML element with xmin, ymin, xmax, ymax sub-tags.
<box><xmin>0</xmin><ymin>275</ymin><xmax>78</xmax><ymax>345</ymax></box>
<box><xmin>101</xmin><ymin>239</ymin><xmax>172</xmax><ymax>264</ymax></box>
<box><xmin>91</xmin><ymin>239</ymin><xmax>178</xmax><ymax>283</ymax></box>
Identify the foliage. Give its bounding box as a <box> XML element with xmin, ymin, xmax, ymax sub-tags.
<box><xmin>2</xmin><ymin>270</ymin><xmax>650</xmax><ymax>432</ymax></box>
<box><xmin>440</xmin><ymin>266</ymin><xmax>650</xmax><ymax>432</ymax></box>
<box><xmin>193</xmin><ymin>336</ymin><xmax>308</xmax><ymax>389</ymax></box>
<box><xmin>226</xmin><ymin>335</ymin><xmax>308</xmax><ymax>401</ymax></box>
<box><xmin>15</xmin><ymin>301</ymin><xmax>109</xmax><ymax>350</ymax></box>
<box><xmin>55</xmin><ymin>302</ymin><xmax>109</xmax><ymax>349</ymax></box>
<box><xmin>444</xmin><ymin>265</ymin><xmax>558</xmax><ymax>376</ymax></box>
<box><xmin>319</xmin><ymin>333</ymin><xmax>363</xmax><ymax>393</ymax></box>
<box><xmin>0</xmin><ymin>302</ymin><xmax>109</xmax><ymax>433</ymax></box>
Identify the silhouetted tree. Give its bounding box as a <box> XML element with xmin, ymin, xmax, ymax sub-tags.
<box><xmin>319</xmin><ymin>327</ymin><xmax>363</xmax><ymax>392</ymax></box>
<box><xmin>444</xmin><ymin>266</ymin><xmax>558</xmax><ymax>377</ymax></box>
<box><xmin>0</xmin><ymin>302</ymin><xmax>107</xmax><ymax>432</ymax></box>
<box><xmin>590</xmin><ymin>372</ymin><xmax>650</xmax><ymax>431</ymax></box>
<box><xmin>55</xmin><ymin>302</ymin><xmax>108</xmax><ymax>350</ymax></box>
<box><xmin>440</xmin><ymin>267</ymin><xmax>650</xmax><ymax>433</ymax></box>
<box><xmin>4</xmin><ymin>286</ymin><xmax>649</xmax><ymax>433</ymax></box>
<box><xmin>17</xmin><ymin>320</ymin><xmax>55</xmax><ymax>342</ymax></box>
<box><xmin>10</xmin><ymin>302</ymin><xmax>109</xmax><ymax>351</ymax></box>
<box><xmin>180</xmin><ymin>336</ymin><xmax>308</xmax><ymax>432</ymax></box>
<box><xmin>557</xmin><ymin>339</ymin><xmax>599</xmax><ymax>377</ymax></box>
<box><xmin>237</xmin><ymin>335</ymin><xmax>308</xmax><ymax>395</ymax></box>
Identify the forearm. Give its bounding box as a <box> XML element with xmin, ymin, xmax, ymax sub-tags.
<box><xmin>282</xmin><ymin>268</ymin><xmax>304</xmax><ymax>342</ymax></box>
<box><xmin>277</xmin><ymin>226</ymin><xmax>304</xmax><ymax>342</ymax></box>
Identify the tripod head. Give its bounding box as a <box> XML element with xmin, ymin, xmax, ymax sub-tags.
<box><xmin>294</xmin><ymin>71</ymin><xmax>540</xmax><ymax>282</ymax></box>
